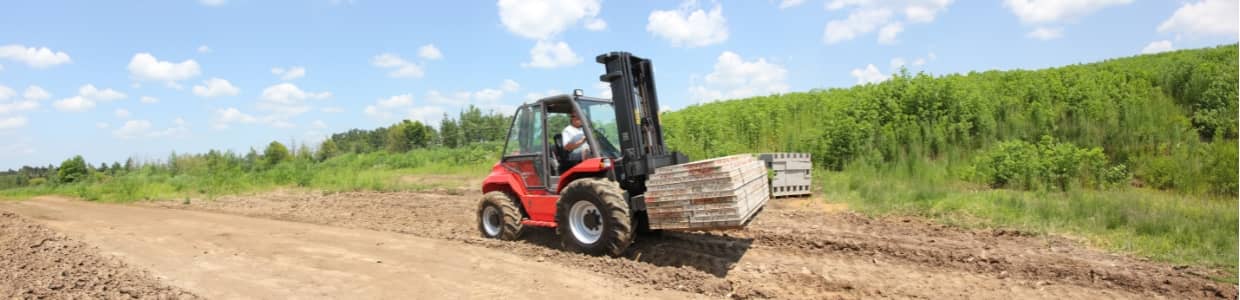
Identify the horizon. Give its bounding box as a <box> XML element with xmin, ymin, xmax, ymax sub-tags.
<box><xmin>1</xmin><ymin>0</ymin><xmax>1237</xmax><ymax>170</ymax></box>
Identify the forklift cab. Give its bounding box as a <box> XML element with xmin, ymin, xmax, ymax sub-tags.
<box><xmin>500</xmin><ymin>94</ymin><xmax>622</xmax><ymax>195</ymax></box>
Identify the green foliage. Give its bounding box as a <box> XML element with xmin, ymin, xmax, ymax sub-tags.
<box><xmin>57</xmin><ymin>155</ymin><xmax>89</xmax><ymax>183</ymax></box>
<box><xmin>662</xmin><ymin>44</ymin><xmax>1238</xmax><ymax>196</ymax></box>
<box><xmin>262</xmin><ymin>141</ymin><xmax>291</xmax><ymax>167</ymax></box>
<box><xmin>317</xmin><ymin>139</ymin><xmax>339</xmax><ymax>161</ymax></box>
<box><xmin>969</xmin><ymin>137</ymin><xmax>1119</xmax><ymax>191</ymax></box>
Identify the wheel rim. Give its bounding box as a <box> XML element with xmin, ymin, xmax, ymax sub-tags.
<box><xmin>482</xmin><ymin>205</ymin><xmax>501</xmax><ymax>237</ymax></box>
<box><xmin>569</xmin><ymin>200</ymin><xmax>603</xmax><ymax>245</ymax></box>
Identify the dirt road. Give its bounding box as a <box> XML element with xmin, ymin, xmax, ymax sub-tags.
<box><xmin>2</xmin><ymin>188</ymin><xmax>1235</xmax><ymax>299</ymax></box>
<box><xmin>2</xmin><ymin>197</ymin><xmax>694</xmax><ymax>299</ymax></box>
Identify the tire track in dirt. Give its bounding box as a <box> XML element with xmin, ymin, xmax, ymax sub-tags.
<box><xmin>138</xmin><ymin>189</ymin><xmax>1236</xmax><ymax>299</ymax></box>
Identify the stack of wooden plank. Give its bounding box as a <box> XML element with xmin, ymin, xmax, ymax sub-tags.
<box><xmin>644</xmin><ymin>154</ymin><xmax>769</xmax><ymax>230</ymax></box>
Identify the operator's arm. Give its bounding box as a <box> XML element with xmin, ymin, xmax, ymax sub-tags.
<box><xmin>562</xmin><ymin>127</ymin><xmax>585</xmax><ymax>151</ymax></box>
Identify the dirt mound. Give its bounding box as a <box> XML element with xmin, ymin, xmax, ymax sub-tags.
<box><xmin>140</xmin><ymin>190</ymin><xmax>1237</xmax><ymax>299</ymax></box>
<box><xmin>0</xmin><ymin>210</ymin><xmax>198</xmax><ymax>299</ymax></box>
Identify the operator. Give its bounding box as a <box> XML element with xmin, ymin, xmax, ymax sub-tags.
<box><xmin>561</xmin><ymin>112</ymin><xmax>590</xmax><ymax>165</ymax></box>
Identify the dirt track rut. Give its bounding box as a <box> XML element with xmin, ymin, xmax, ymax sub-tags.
<box><xmin>3</xmin><ymin>188</ymin><xmax>1236</xmax><ymax>299</ymax></box>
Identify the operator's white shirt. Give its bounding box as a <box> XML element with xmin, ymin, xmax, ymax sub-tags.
<box><xmin>561</xmin><ymin>125</ymin><xmax>589</xmax><ymax>160</ymax></box>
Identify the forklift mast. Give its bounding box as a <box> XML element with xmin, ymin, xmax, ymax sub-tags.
<box><xmin>596</xmin><ymin>52</ymin><xmax>688</xmax><ymax>192</ymax></box>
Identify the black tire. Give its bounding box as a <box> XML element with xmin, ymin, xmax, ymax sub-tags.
<box><xmin>555</xmin><ymin>178</ymin><xmax>632</xmax><ymax>257</ymax></box>
<box><xmin>478</xmin><ymin>191</ymin><xmax>523</xmax><ymax>240</ymax></box>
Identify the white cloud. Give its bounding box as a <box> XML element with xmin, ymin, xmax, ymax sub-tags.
<box><xmin>0</xmin><ymin>116</ymin><xmax>27</xmax><ymax>129</ymax></box>
<box><xmin>363</xmin><ymin>93</ymin><xmax>448</xmax><ymax>124</ymax></box>
<box><xmin>320</xmin><ymin>107</ymin><xmax>344</xmax><ymax>113</ymax></box>
<box><xmin>0</xmin><ymin>99</ymin><xmax>39</xmax><ymax>115</ymax></box>
<box><xmin>688</xmin><ymin>51</ymin><xmax>789</xmax><ymax>103</ymax></box>
<box><xmin>197</xmin><ymin>45</ymin><xmax>211</xmax><ymax>53</ymax></box>
<box><xmin>200</xmin><ymin>0</ymin><xmax>226</xmax><ymax>6</ymax></box>
<box><xmin>140</xmin><ymin>96</ymin><xmax>159</xmax><ymax>104</ymax></box>
<box><xmin>256</xmin><ymin>83</ymin><xmax>330</xmax><ymax>119</ymax></box>
<box><xmin>127</xmin><ymin>53</ymin><xmax>201</xmax><ymax>83</ymax></box>
<box><xmin>408</xmin><ymin>106</ymin><xmax>447</xmax><ymax>125</ymax></box>
<box><xmin>53</xmin><ymin>96</ymin><xmax>94</xmax><ymax>112</ymax></box>
<box><xmin>79</xmin><ymin>84</ymin><xmax>127</xmax><ymax>102</ymax></box>
<box><xmin>779</xmin><ymin>0</ymin><xmax>806</xmax><ymax>9</ymax></box>
<box><xmin>114</xmin><ymin>108</ymin><xmax>131</xmax><ymax>119</ymax></box>
<box><xmin>823</xmin><ymin>0</ymin><xmax>953</xmax><ymax>44</ymax></box>
<box><xmin>877</xmin><ymin>22</ymin><xmax>904</xmax><ymax>44</ymax></box>
<box><xmin>312</xmin><ymin>120</ymin><xmax>327</xmax><ymax>129</ymax></box>
<box><xmin>850</xmin><ymin>64</ymin><xmax>889</xmax><ymax>84</ymax></box>
<box><xmin>824</xmin><ymin>8</ymin><xmax>893</xmax><ymax>44</ymax></box>
<box><xmin>497</xmin><ymin>0</ymin><xmax>603</xmax><ymax>40</ymax></box>
<box><xmin>473</xmin><ymin>89</ymin><xmax>504</xmax><ymax>102</ymax></box>
<box><xmin>584</xmin><ymin>18</ymin><xmax>608</xmax><ymax>31</ymax></box>
<box><xmin>1026</xmin><ymin>26</ymin><xmax>1062</xmax><ymax>40</ymax></box>
<box><xmin>523</xmin><ymin>40</ymin><xmax>582</xmax><ymax>68</ymax></box>
<box><xmin>1157</xmin><ymin>0</ymin><xmax>1239</xmax><ymax>37</ymax></box>
<box><xmin>418</xmin><ymin>44</ymin><xmax>443</xmax><ymax>60</ymax></box>
<box><xmin>426</xmin><ymin>90</ymin><xmax>473</xmax><ymax>105</ymax></box>
<box><xmin>0</xmin><ymin>85</ymin><xmax>13</xmax><ymax>100</ymax></box>
<box><xmin>0</xmin><ymin>44</ymin><xmax>72</xmax><ymax>68</ymax></box>
<box><xmin>96</xmin><ymin>122</ymin><xmax>109</xmax><ymax>129</ymax></box>
<box><xmin>212</xmin><ymin>107</ymin><xmax>259</xmax><ymax>129</ymax></box>
<box><xmin>890</xmin><ymin>57</ymin><xmax>907</xmax><ymax>70</ymax></box>
<box><xmin>502</xmin><ymin>79</ymin><xmax>521</xmax><ymax>92</ymax></box>
<box><xmin>647</xmin><ymin>2</ymin><xmax>729</xmax><ymax>47</ymax></box>
<box><xmin>270</xmin><ymin>66</ymin><xmax>306</xmax><ymax>80</ymax></box>
<box><xmin>113</xmin><ymin>119</ymin><xmax>183</xmax><ymax>139</ymax></box>
<box><xmin>372</xmin><ymin>53</ymin><xmax>424</xmax><ymax>78</ymax></box>
<box><xmin>1142</xmin><ymin>40</ymin><xmax>1175</xmax><ymax>54</ymax></box>
<box><xmin>192</xmin><ymin>78</ymin><xmax>240</xmax><ymax>98</ymax></box>
<box><xmin>1004</xmin><ymin>0</ymin><xmax>1132</xmax><ymax>24</ymax></box>
<box><xmin>23</xmin><ymin>86</ymin><xmax>50</xmax><ymax>101</ymax></box>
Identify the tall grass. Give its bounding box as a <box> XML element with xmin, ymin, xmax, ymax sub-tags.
<box><xmin>819</xmin><ymin>160</ymin><xmax>1238</xmax><ymax>281</ymax></box>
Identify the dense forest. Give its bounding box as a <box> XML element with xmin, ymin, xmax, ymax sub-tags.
<box><xmin>664</xmin><ymin>44</ymin><xmax>1238</xmax><ymax>196</ymax></box>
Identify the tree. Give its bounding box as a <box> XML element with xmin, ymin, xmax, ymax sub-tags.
<box><xmin>57</xmin><ymin>155</ymin><xmax>89</xmax><ymax>183</ymax></box>
<box><xmin>296</xmin><ymin>143</ymin><xmax>313</xmax><ymax>161</ymax></box>
<box><xmin>263</xmin><ymin>141</ymin><xmax>291</xmax><ymax>167</ymax></box>
<box><xmin>317</xmin><ymin>139</ymin><xmax>339</xmax><ymax>161</ymax></box>
<box><xmin>386</xmin><ymin>122</ymin><xmax>412</xmax><ymax>153</ymax></box>
<box><xmin>111</xmin><ymin>162</ymin><xmax>122</xmax><ymax>175</ymax></box>
<box><xmin>440</xmin><ymin>114</ymin><xmax>460</xmax><ymax>148</ymax></box>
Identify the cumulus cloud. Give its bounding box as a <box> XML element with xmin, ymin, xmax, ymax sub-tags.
<box><xmin>212</xmin><ymin>107</ymin><xmax>258</xmax><ymax>129</ymax></box>
<box><xmin>850</xmin><ymin>64</ymin><xmax>889</xmax><ymax>84</ymax></box>
<box><xmin>200</xmin><ymin>0</ymin><xmax>226</xmax><ymax>6</ymax></box>
<box><xmin>192</xmin><ymin>78</ymin><xmax>240</xmax><ymax>98</ymax></box>
<box><xmin>0</xmin><ymin>44</ymin><xmax>72</xmax><ymax>68</ymax></box>
<box><xmin>363</xmin><ymin>93</ymin><xmax>448</xmax><ymax>125</ymax></box>
<box><xmin>523</xmin><ymin>40</ymin><xmax>582</xmax><ymax>68</ymax></box>
<box><xmin>0</xmin><ymin>116</ymin><xmax>27</xmax><ymax>130</ymax></box>
<box><xmin>127</xmin><ymin>53</ymin><xmax>201</xmax><ymax>83</ymax></box>
<box><xmin>140</xmin><ymin>96</ymin><xmax>159</xmax><ymax>104</ymax></box>
<box><xmin>1157</xmin><ymin>0</ymin><xmax>1239</xmax><ymax>37</ymax></box>
<box><xmin>584</xmin><ymin>18</ymin><xmax>608</xmax><ymax>31</ymax></box>
<box><xmin>418</xmin><ymin>44</ymin><xmax>443</xmax><ymax>60</ymax></box>
<box><xmin>270</xmin><ymin>66</ymin><xmax>306</xmax><ymax>80</ymax></box>
<box><xmin>497</xmin><ymin>0</ymin><xmax>603</xmax><ymax>40</ymax></box>
<box><xmin>502</xmin><ymin>79</ymin><xmax>521</xmax><ymax>92</ymax></box>
<box><xmin>372</xmin><ymin>53</ymin><xmax>424</xmax><ymax>78</ymax></box>
<box><xmin>823</xmin><ymin>0</ymin><xmax>952</xmax><ymax>44</ymax></box>
<box><xmin>647</xmin><ymin>1</ymin><xmax>730</xmax><ymax>47</ymax></box>
<box><xmin>197</xmin><ymin>45</ymin><xmax>211</xmax><ymax>53</ymax></box>
<box><xmin>52</xmin><ymin>84</ymin><xmax>127</xmax><ymax>112</ymax></box>
<box><xmin>1141</xmin><ymin>40</ymin><xmax>1175</xmax><ymax>54</ymax></box>
<box><xmin>23</xmin><ymin>86</ymin><xmax>50</xmax><ymax>101</ymax></box>
<box><xmin>1004</xmin><ymin>0</ymin><xmax>1131</xmax><ymax>39</ymax></box>
<box><xmin>689</xmin><ymin>51</ymin><xmax>789</xmax><ymax>103</ymax></box>
<box><xmin>779</xmin><ymin>0</ymin><xmax>806</xmax><ymax>9</ymax></box>
<box><xmin>113</xmin><ymin>118</ymin><xmax>189</xmax><ymax>139</ymax></box>
<box><xmin>114</xmin><ymin>108</ymin><xmax>131</xmax><ymax>119</ymax></box>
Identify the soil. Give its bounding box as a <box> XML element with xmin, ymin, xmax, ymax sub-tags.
<box><xmin>2</xmin><ymin>186</ymin><xmax>1235</xmax><ymax>299</ymax></box>
<box><xmin>0</xmin><ymin>210</ymin><xmax>198</xmax><ymax>299</ymax></box>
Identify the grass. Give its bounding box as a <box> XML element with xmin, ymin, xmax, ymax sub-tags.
<box><xmin>818</xmin><ymin>160</ymin><xmax>1239</xmax><ymax>282</ymax></box>
<box><xmin>0</xmin><ymin>146</ymin><xmax>497</xmax><ymax>203</ymax></box>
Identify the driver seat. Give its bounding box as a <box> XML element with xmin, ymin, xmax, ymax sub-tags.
<box><xmin>552</xmin><ymin>134</ymin><xmax>572</xmax><ymax>174</ymax></box>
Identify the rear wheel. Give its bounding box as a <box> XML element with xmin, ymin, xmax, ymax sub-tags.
<box><xmin>556</xmin><ymin>178</ymin><xmax>632</xmax><ymax>256</ymax></box>
<box><xmin>478</xmin><ymin>192</ymin><xmax>523</xmax><ymax>240</ymax></box>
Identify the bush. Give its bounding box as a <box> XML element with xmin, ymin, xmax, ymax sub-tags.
<box><xmin>970</xmin><ymin>137</ymin><xmax>1119</xmax><ymax>191</ymax></box>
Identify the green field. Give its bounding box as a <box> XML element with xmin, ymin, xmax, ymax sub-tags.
<box><xmin>2</xmin><ymin>45</ymin><xmax>1236</xmax><ymax>279</ymax></box>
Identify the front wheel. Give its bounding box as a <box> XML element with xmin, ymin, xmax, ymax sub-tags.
<box><xmin>478</xmin><ymin>192</ymin><xmax>523</xmax><ymax>240</ymax></box>
<box><xmin>555</xmin><ymin>178</ymin><xmax>632</xmax><ymax>256</ymax></box>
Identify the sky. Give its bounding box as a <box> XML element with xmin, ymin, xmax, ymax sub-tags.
<box><xmin>0</xmin><ymin>0</ymin><xmax>1237</xmax><ymax>170</ymax></box>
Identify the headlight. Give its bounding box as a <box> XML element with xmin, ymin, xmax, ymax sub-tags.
<box><xmin>600</xmin><ymin>158</ymin><xmax>612</xmax><ymax>169</ymax></box>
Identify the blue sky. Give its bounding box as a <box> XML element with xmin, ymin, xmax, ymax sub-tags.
<box><xmin>0</xmin><ymin>0</ymin><xmax>1236</xmax><ymax>169</ymax></box>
